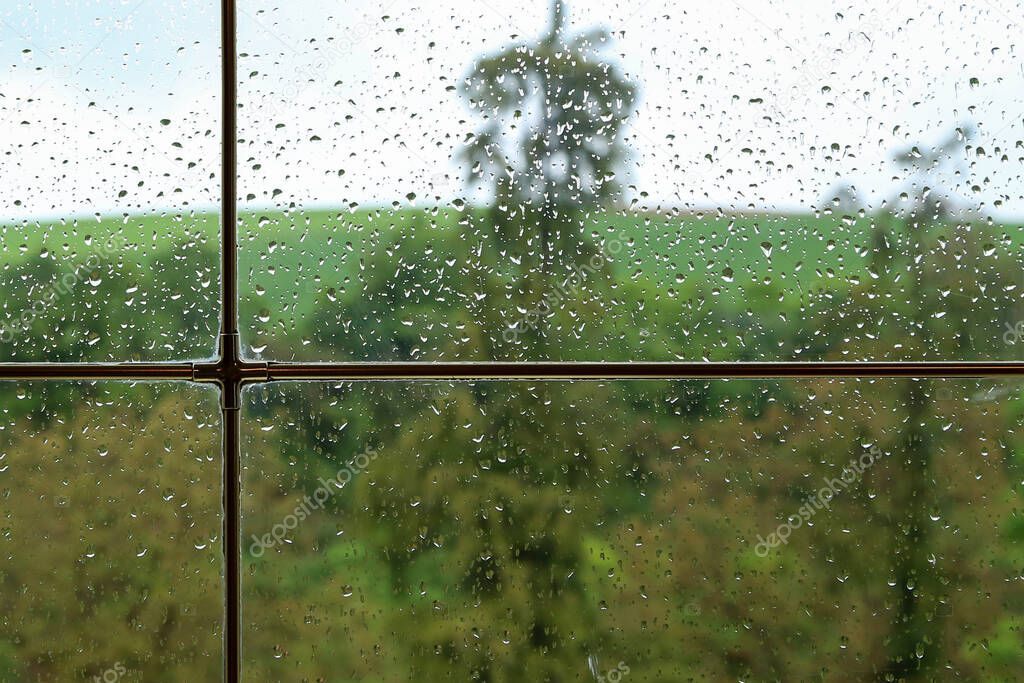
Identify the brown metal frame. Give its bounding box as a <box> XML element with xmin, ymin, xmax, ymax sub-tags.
<box><xmin>0</xmin><ymin>1</ymin><xmax>1022</xmax><ymax>681</ymax></box>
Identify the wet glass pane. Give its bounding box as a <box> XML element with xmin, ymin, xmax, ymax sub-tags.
<box><xmin>0</xmin><ymin>1</ymin><xmax>219</xmax><ymax>362</ymax></box>
<box><xmin>243</xmin><ymin>379</ymin><xmax>1024</xmax><ymax>680</ymax></box>
<box><xmin>0</xmin><ymin>382</ymin><xmax>222</xmax><ymax>680</ymax></box>
<box><xmin>239</xmin><ymin>1</ymin><xmax>1023</xmax><ymax>362</ymax></box>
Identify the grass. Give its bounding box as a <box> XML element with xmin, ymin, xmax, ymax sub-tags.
<box><xmin>3</xmin><ymin>206</ymin><xmax>1017</xmax><ymax>357</ymax></box>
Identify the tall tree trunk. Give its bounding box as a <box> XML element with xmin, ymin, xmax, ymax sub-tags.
<box><xmin>881</xmin><ymin>227</ymin><xmax>940</xmax><ymax>679</ymax></box>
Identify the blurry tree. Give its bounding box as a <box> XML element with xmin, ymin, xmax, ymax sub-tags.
<box><xmin>870</xmin><ymin>124</ymin><xmax>975</xmax><ymax>276</ymax></box>
<box><xmin>812</xmin><ymin>125</ymin><xmax>1024</xmax><ymax>679</ymax></box>
<box><xmin>0</xmin><ymin>390</ymin><xmax>221</xmax><ymax>681</ymax></box>
<box><xmin>460</xmin><ymin>0</ymin><xmax>638</xmax><ymax>353</ymax></box>
<box><xmin>334</xmin><ymin>2</ymin><xmax>646</xmax><ymax>679</ymax></box>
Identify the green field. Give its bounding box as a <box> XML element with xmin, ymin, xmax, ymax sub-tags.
<box><xmin>5</xmin><ymin>206</ymin><xmax>1018</xmax><ymax>363</ymax></box>
<box><xmin>2</xmin><ymin>205</ymin><xmax>1024</xmax><ymax>681</ymax></box>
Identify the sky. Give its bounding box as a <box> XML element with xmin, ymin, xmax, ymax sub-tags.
<box><xmin>2</xmin><ymin>0</ymin><xmax>1023</xmax><ymax>222</ymax></box>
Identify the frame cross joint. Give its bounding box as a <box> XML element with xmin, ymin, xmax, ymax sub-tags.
<box><xmin>192</xmin><ymin>333</ymin><xmax>268</xmax><ymax>410</ymax></box>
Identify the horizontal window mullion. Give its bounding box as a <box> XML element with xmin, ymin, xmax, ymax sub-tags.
<box><xmin>2</xmin><ymin>361</ymin><xmax>1024</xmax><ymax>382</ymax></box>
<box><xmin>0</xmin><ymin>363</ymin><xmax>195</xmax><ymax>381</ymax></box>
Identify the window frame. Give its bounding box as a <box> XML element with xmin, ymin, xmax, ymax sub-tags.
<box><xmin>0</xmin><ymin>2</ymin><xmax>1021</xmax><ymax>681</ymax></box>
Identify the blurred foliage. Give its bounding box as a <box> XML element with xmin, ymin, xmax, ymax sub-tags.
<box><xmin>1</xmin><ymin>3</ymin><xmax>1023</xmax><ymax>682</ymax></box>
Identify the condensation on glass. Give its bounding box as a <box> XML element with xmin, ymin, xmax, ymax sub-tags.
<box><xmin>238</xmin><ymin>1</ymin><xmax>1023</xmax><ymax>362</ymax></box>
<box><xmin>0</xmin><ymin>382</ymin><xmax>222</xmax><ymax>680</ymax></box>
<box><xmin>0</xmin><ymin>1</ymin><xmax>220</xmax><ymax>362</ymax></box>
<box><xmin>242</xmin><ymin>379</ymin><xmax>1024</xmax><ymax>680</ymax></box>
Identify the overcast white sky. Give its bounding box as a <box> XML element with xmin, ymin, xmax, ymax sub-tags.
<box><xmin>2</xmin><ymin>0</ymin><xmax>1023</xmax><ymax>222</ymax></box>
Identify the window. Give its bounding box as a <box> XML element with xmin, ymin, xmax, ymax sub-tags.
<box><xmin>2</xmin><ymin>1</ymin><xmax>1022</xmax><ymax>681</ymax></box>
